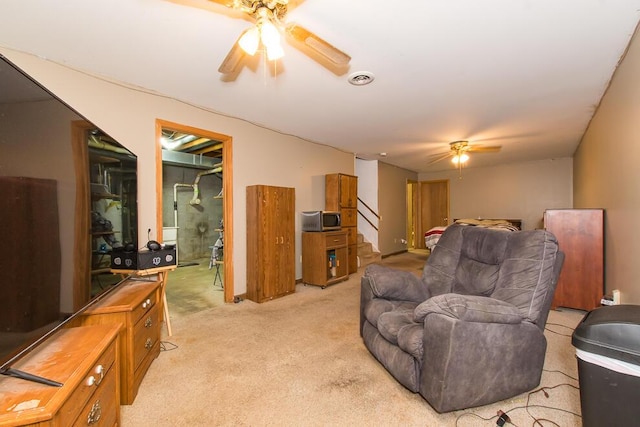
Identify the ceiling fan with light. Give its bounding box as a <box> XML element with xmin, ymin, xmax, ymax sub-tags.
<box><xmin>427</xmin><ymin>140</ymin><xmax>502</xmax><ymax>172</ymax></box>
<box><xmin>175</xmin><ymin>0</ymin><xmax>351</xmax><ymax>74</ymax></box>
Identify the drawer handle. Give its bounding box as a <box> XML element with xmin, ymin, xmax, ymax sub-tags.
<box><xmin>142</xmin><ymin>298</ymin><xmax>152</xmax><ymax>309</ymax></box>
<box><xmin>145</xmin><ymin>337</ymin><xmax>153</xmax><ymax>350</ymax></box>
<box><xmin>144</xmin><ymin>316</ymin><xmax>153</xmax><ymax>328</ymax></box>
<box><xmin>87</xmin><ymin>400</ymin><xmax>102</xmax><ymax>425</ymax></box>
<box><xmin>85</xmin><ymin>364</ymin><xmax>104</xmax><ymax>387</ymax></box>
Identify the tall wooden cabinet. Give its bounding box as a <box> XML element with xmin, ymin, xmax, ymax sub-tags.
<box><xmin>544</xmin><ymin>208</ymin><xmax>604</xmax><ymax>311</ymax></box>
<box><xmin>325</xmin><ymin>173</ymin><xmax>358</xmax><ymax>274</ymax></box>
<box><xmin>246</xmin><ymin>185</ymin><xmax>295</xmax><ymax>303</ymax></box>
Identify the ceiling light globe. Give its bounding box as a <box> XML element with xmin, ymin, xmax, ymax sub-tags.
<box><xmin>239</xmin><ymin>27</ymin><xmax>260</xmax><ymax>55</ymax></box>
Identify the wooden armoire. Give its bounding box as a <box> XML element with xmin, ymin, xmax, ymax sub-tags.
<box><xmin>246</xmin><ymin>185</ymin><xmax>295</xmax><ymax>303</ymax></box>
<box><xmin>325</xmin><ymin>173</ymin><xmax>358</xmax><ymax>274</ymax></box>
<box><xmin>544</xmin><ymin>208</ymin><xmax>604</xmax><ymax>311</ymax></box>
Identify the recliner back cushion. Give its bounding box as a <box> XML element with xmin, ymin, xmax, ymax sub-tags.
<box><xmin>490</xmin><ymin>230</ymin><xmax>559</xmax><ymax>323</ymax></box>
<box><xmin>423</xmin><ymin>225</ymin><xmax>559</xmax><ymax>323</ymax></box>
<box><xmin>424</xmin><ymin>225</ymin><xmax>508</xmax><ymax>296</ymax></box>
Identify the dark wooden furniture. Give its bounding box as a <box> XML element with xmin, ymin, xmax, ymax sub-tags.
<box><xmin>325</xmin><ymin>173</ymin><xmax>358</xmax><ymax>273</ymax></box>
<box><xmin>544</xmin><ymin>208</ymin><xmax>604</xmax><ymax>311</ymax></box>
<box><xmin>76</xmin><ymin>278</ymin><xmax>162</xmax><ymax>404</ymax></box>
<box><xmin>0</xmin><ymin>324</ymin><xmax>121</xmax><ymax>426</ymax></box>
<box><xmin>0</xmin><ymin>177</ymin><xmax>61</xmax><ymax>332</ymax></box>
<box><xmin>302</xmin><ymin>231</ymin><xmax>349</xmax><ymax>288</ymax></box>
<box><xmin>246</xmin><ymin>185</ymin><xmax>295</xmax><ymax>303</ymax></box>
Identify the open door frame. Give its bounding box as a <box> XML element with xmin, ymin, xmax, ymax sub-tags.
<box><xmin>155</xmin><ymin>119</ymin><xmax>234</xmax><ymax>303</ymax></box>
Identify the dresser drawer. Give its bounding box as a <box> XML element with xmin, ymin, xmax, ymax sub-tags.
<box><xmin>133</xmin><ymin>303</ymin><xmax>161</xmax><ymax>372</ymax></box>
<box><xmin>57</xmin><ymin>338</ymin><xmax>117</xmax><ymax>426</ymax></box>
<box><xmin>130</xmin><ymin>288</ymin><xmax>158</xmax><ymax>325</ymax></box>
<box><xmin>324</xmin><ymin>232</ymin><xmax>347</xmax><ymax>248</ymax></box>
<box><xmin>74</xmin><ymin>364</ymin><xmax>118</xmax><ymax>427</ymax></box>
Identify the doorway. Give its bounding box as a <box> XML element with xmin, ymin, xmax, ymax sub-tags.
<box><xmin>407</xmin><ymin>179</ymin><xmax>449</xmax><ymax>250</ymax></box>
<box><xmin>155</xmin><ymin>120</ymin><xmax>234</xmax><ymax>318</ymax></box>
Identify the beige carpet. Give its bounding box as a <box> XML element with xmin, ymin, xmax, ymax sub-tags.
<box><xmin>121</xmin><ymin>253</ymin><xmax>585</xmax><ymax>426</ymax></box>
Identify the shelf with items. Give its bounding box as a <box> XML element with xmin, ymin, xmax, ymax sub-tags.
<box><xmin>302</xmin><ymin>230</ymin><xmax>349</xmax><ymax>288</ymax></box>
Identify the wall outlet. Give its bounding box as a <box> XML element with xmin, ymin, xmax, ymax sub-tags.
<box><xmin>612</xmin><ymin>289</ymin><xmax>621</xmax><ymax>305</ymax></box>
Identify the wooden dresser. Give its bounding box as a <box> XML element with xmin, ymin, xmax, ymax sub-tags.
<box><xmin>77</xmin><ymin>278</ymin><xmax>162</xmax><ymax>404</ymax></box>
<box><xmin>0</xmin><ymin>324</ymin><xmax>120</xmax><ymax>426</ymax></box>
<box><xmin>544</xmin><ymin>208</ymin><xmax>604</xmax><ymax>311</ymax></box>
<box><xmin>302</xmin><ymin>231</ymin><xmax>349</xmax><ymax>288</ymax></box>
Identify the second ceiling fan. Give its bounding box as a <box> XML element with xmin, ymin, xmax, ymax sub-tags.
<box><xmin>427</xmin><ymin>140</ymin><xmax>502</xmax><ymax>167</ymax></box>
<box><xmin>197</xmin><ymin>0</ymin><xmax>352</xmax><ymax>74</ymax></box>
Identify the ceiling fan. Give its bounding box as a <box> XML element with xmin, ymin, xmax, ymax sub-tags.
<box><xmin>427</xmin><ymin>140</ymin><xmax>502</xmax><ymax>168</ymax></box>
<box><xmin>185</xmin><ymin>0</ymin><xmax>352</xmax><ymax>74</ymax></box>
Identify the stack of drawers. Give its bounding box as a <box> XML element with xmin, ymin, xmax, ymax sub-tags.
<box><xmin>79</xmin><ymin>278</ymin><xmax>162</xmax><ymax>404</ymax></box>
<box><xmin>0</xmin><ymin>325</ymin><xmax>121</xmax><ymax>426</ymax></box>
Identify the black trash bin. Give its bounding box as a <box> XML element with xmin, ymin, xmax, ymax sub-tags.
<box><xmin>571</xmin><ymin>305</ymin><xmax>640</xmax><ymax>427</ymax></box>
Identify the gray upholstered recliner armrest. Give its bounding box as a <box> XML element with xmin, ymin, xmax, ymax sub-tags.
<box><xmin>414</xmin><ymin>294</ymin><xmax>523</xmax><ymax>324</ymax></box>
<box><xmin>363</xmin><ymin>264</ymin><xmax>430</xmax><ymax>302</ymax></box>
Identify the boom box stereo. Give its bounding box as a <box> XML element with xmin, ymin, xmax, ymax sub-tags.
<box><xmin>111</xmin><ymin>247</ymin><xmax>176</xmax><ymax>270</ymax></box>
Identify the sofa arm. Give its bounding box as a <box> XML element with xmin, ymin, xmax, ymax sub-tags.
<box><xmin>414</xmin><ymin>294</ymin><xmax>523</xmax><ymax>324</ymax></box>
<box><xmin>363</xmin><ymin>264</ymin><xmax>430</xmax><ymax>302</ymax></box>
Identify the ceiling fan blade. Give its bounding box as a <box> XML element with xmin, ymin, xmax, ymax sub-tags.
<box><xmin>467</xmin><ymin>145</ymin><xmax>502</xmax><ymax>153</ymax></box>
<box><xmin>427</xmin><ymin>152</ymin><xmax>454</xmax><ymax>165</ymax></box>
<box><xmin>207</xmin><ymin>0</ymin><xmax>239</xmax><ymax>8</ymax></box>
<box><xmin>285</xmin><ymin>23</ymin><xmax>351</xmax><ymax>65</ymax></box>
<box><xmin>218</xmin><ymin>40</ymin><xmax>246</xmax><ymax>74</ymax></box>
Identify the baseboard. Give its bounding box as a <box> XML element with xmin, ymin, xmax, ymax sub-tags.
<box><xmin>381</xmin><ymin>249</ymin><xmax>408</xmax><ymax>259</ymax></box>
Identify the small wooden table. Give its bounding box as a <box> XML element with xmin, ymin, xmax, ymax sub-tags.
<box><xmin>112</xmin><ymin>265</ymin><xmax>177</xmax><ymax>336</ymax></box>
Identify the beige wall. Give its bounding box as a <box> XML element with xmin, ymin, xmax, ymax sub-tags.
<box><xmin>1</xmin><ymin>48</ymin><xmax>354</xmax><ymax>297</ymax></box>
<box><xmin>574</xmin><ymin>27</ymin><xmax>640</xmax><ymax>304</ymax></box>
<box><xmin>377</xmin><ymin>162</ymin><xmax>418</xmax><ymax>256</ymax></box>
<box><xmin>418</xmin><ymin>158</ymin><xmax>574</xmax><ymax>231</ymax></box>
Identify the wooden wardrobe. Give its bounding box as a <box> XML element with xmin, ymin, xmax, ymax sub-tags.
<box><xmin>246</xmin><ymin>185</ymin><xmax>295</xmax><ymax>303</ymax></box>
<box><xmin>544</xmin><ymin>208</ymin><xmax>604</xmax><ymax>311</ymax></box>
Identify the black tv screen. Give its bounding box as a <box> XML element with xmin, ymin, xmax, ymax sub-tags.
<box><xmin>0</xmin><ymin>54</ymin><xmax>138</xmax><ymax>380</ymax></box>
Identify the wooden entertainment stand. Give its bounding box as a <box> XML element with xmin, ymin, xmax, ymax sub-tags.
<box><xmin>0</xmin><ymin>277</ymin><xmax>164</xmax><ymax>425</ymax></box>
<box><xmin>0</xmin><ymin>324</ymin><xmax>121</xmax><ymax>426</ymax></box>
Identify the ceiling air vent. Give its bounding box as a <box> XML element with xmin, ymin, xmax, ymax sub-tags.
<box><xmin>348</xmin><ymin>71</ymin><xmax>375</xmax><ymax>86</ymax></box>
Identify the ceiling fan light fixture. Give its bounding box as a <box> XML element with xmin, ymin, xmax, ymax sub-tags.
<box><xmin>451</xmin><ymin>153</ymin><xmax>469</xmax><ymax>164</ymax></box>
<box><xmin>238</xmin><ymin>27</ymin><xmax>260</xmax><ymax>55</ymax></box>
<box><xmin>266</xmin><ymin>42</ymin><xmax>285</xmax><ymax>60</ymax></box>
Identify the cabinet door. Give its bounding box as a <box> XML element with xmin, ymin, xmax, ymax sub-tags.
<box><xmin>339</xmin><ymin>174</ymin><xmax>357</xmax><ymax>208</ymax></box>
<box><xmin>274</xmin><ymin>186</ymin><xmax>295</xmax><ymax>296</ymax></box>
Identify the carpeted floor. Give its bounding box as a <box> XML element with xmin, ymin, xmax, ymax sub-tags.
<box><xmin>121</xmin><ymin>251</ymin><xmax>585</xmax><ymax>426</ymax></box>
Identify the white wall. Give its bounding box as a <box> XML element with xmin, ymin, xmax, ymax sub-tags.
<box><xmin>355</xmin><ymin>158</ymin><xmax>379</xmax><ymax>250</ymax></box>
<box><xmin>1</xmin><ymin>48</ymin><xmax>354</xmax><ymax>297</ymax></box>
<box><xmin>574</xmin><ymin>26</ymin><xmax>640</xmax><ymax>304</ymax></box>
<box><xmin>419</xmin><ymin>158</ymin><xmax>573</xmax><ymax>230</ymax></box>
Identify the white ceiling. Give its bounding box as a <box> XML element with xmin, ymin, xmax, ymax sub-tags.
<box><xmin>1</xmin><ymin>0</ymin><xmax>639</xmax><ymax>173</ymax></box>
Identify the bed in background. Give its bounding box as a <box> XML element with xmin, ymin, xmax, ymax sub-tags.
<box><xmin>424</xmin><ymin>218</ymin><xmax>522</xmax><ymax>251</ymax></box>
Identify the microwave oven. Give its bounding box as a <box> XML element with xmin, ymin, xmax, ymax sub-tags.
<box><xmin>301</xmin><ymin>211</ymin><xmax>341</xmax><ymax>232</ymax></box>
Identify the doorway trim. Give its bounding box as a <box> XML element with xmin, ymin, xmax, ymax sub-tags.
<box><xmin>155</xmin><ymin>119</ymin><xmax>234</xmax><ymax>303</ymax></box>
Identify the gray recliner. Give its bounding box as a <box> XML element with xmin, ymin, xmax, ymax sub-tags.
<box><xmin>360</xmin><ymin>224</ymin><xmax>564</xmax><ymax>413</ymax></box>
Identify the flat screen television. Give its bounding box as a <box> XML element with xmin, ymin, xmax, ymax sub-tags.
<box><xmin>0</xmin><ymin>54</ymin><xmax>138</xmax><ymax>386</ymax></box>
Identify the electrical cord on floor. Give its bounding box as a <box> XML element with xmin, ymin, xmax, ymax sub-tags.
<box><xmin>542</xmin><ymin>369</ymin><xmax>578</xmax><ymax>382</ymax></box>
<box><xmin>455</xmin><ymin>383</ymin><xmax>581</xmax><ymax>427</ymax></box>
<box><xmin>160</xmin><ymin>341</ymin><xmax>179</xmax><ymax>352</ymax></box>
<box><xmin>544</xmin><ymin>322</ymin><xmax>576</xmax><ymax>337</ymax></box>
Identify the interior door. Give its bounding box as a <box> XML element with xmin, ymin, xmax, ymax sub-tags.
<box><xmin>417</xmin><ymin>180</ymin><xmax>449</xmax><ymax>249</ymax></box>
